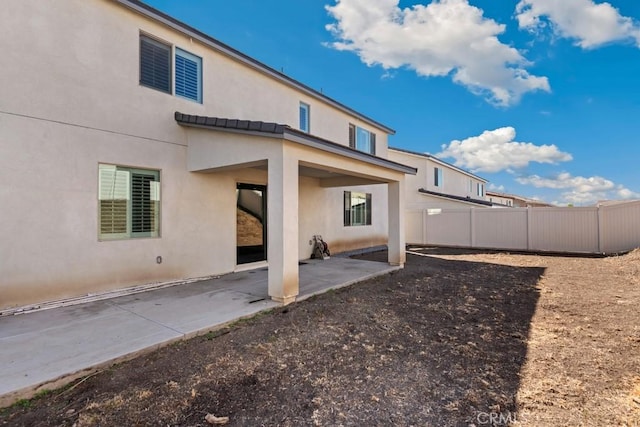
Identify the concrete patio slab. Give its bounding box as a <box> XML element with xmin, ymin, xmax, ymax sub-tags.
<box><xmin>110</xmin><ymin>289</ymin><xmax>274</xmax><ymax>336</ymax></box>
<box><xmin>0</xmin><ymin>255</ymin><xmax>398</xmax><ymax>407</ymax></box>
<box><xmin>0</xmin><ymin>301</ymin><xmax>185</xmax><ymax>400</ymax></box>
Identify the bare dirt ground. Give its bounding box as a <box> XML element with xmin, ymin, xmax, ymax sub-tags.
<box><xmin>1</xmin><ymin>248</ymin><xmax>639</xmax><ymax>426</ymax></box>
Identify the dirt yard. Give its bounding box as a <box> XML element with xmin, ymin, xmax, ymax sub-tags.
<box><xmin>1</xmin><ymin>248</ymin><xmax>639</xmax><ymax>426</ymax></box>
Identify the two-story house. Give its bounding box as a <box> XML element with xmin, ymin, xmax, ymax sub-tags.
<box><xmin>486</xmin><ymin>191</ymin><xmax>555</xmax><ymax>208</ymax></box>
<box><xmin>388</xmin><ymin>148</ymin><xmax>491</xmax><ymax>209</ymax></box>
<box><xmin>0</xmin><ymin>0</ymin><xmax>415</xmax><ymax>310</ymax></box>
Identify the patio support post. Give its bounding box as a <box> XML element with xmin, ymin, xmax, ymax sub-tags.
<box><xmin>267</xmin><ymin>150</ymin><xmax>299</xmax><ymax>304</ymax></box>
<box><xmin>388</xmin><ymin>180</ymin><xmax>405</xmax><ymax>267</ymax></box>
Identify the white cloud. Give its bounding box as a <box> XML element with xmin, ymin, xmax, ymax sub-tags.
<box><xmin>325</xmin><ymin>0</ymin><xmax>550</xmax><ymax>106</ymax></box>
<box><xmin>488</xmin><ymin>183</ymin><xmax>505</xmax><ymax>192</ymax></box>
<box><xmin>517</xmin><ymin>172</ymin><xmax>640</xmax><ymax>205</ymax></box>
<box><xmin>516</xmin><ymin>0</ymin><xmax>640</xmax><ymax>48</ymax></box>
<box><xmin>436</xmin><ymin>127</ymin><xmax>572</xmax><ymax>173</ymax></box>
<box><xmin>517</xmin><ymin>172</ymin><xmax>614</xmax><ymax>191</ymax></box>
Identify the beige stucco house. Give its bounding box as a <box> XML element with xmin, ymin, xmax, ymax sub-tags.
<box><xmin>486</xmin><ymin>191</ymin><xmax>555</xmax><ymax>208</ymax></box>
<box><xmin>0</xmin><ymin>0</ymin><xmax>416</xmax><ymax>310</ymax></box>
<box><xmin>388</xmin><ymin>148</ymin><xmax>490</xmax><ymax>209</ymax></box>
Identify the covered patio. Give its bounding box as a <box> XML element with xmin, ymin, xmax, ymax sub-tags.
<box><xmin>176</xmin><ymin>112</ymin><xmax>416</xmax><ymax>304</ymax></box>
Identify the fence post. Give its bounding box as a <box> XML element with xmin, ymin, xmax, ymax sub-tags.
<box><xmin>526</xmin><ymin>207</ymin><xmax>532</xmax><ymax>251</ymax></box>
<box><xmin>597</xmin><ymin>205</ymin><xmax>603</xmax><ymax>254</ymax></box>
<box><xmin>422</xmin><ymin>209</ymin><xmax>428</xmax><ymax>245</ymax></box>
<box><xmin>470</xmin><ymin>208</ymin><xmax>476</xmax><ymax>248</ymax></box>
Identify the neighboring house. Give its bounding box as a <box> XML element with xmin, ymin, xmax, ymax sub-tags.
<box><xmin>0</xmin><ymin>0</ymin><xmax>416</xmax><ymax>310</ymax></box>
<box><xmin>486</xmin><ymin>191</ymin><xmax>555</xmax><ymax>208</ymax></box>
<box><xmin>595</xmin><ymin>200</ymin><xmax>640</xmax><ymax>207</ymax></box>
<box><xmin>388</xmin><ymin>148</ymin><xmax>491</xmax><ymax>209</ymax></box>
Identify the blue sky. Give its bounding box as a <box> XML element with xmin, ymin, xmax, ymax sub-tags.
<box><xmin>145</xmin><ymin>0</ymin><xmax>640</xmax><ymax>205</ymax></box>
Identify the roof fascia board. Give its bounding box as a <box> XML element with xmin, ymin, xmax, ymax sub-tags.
<box><xmin>113</xmin><ymin>0</ymin><xmax>395</xmax><ymax>135</ymax></box>
<box><xmin>283</xmin><ymin>130</ymin><xmax>417</xmax><ymax>175</ymax></box>
<box><xmin>418</xmin><ymin>188</ymin><xmax>492</xmax><ymax>207</ymax></box>
<box><xmin>389</xmin><ymin>147</ymin><xmax>487</xmax><ymax>182</ymax></box>
<box><xmin>419</xmin><ymin>191</ymin><xmax>489</xmax><ymax>207</ymax></box>
<box><xmin>486</xmin><ymin>191</ymin><xmax>512</xmax><ymax>198</ymax></box>
<box><xmin>486</xmin><ymin>191</ymin><xmax>544</xmax><ymax>205</ymax></box>
<box><xmin>429</xmin><ymin>157</ymin><xmax>487</xmax><ymax>183</ymax></box>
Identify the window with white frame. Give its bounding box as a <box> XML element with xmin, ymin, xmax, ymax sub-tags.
<box><xmin>348</xmin><ymin>124</ymin><xmax>376</xmax><ymax>155</ymax></box>
<box><xmin>344</xmin><ymin>191</ymin><xmax>372</xmax><ymax>226</ymax></box>
<box><xmin>140</xmin><ymin>34</ymin><xmax>202</xmax><ymax>103</ymax></box>
<box><xmin>299</xmin><ymin>102</ymin><xmax>310</xmax><ymax>133</ymax></box>
<box><xmin>175</xmin><ymin>48</ymin><xmax>202</xmax><ymax>103</ymax></box>
<box><xmin>477</xmin><ymin>183</ymin><xmax>485</xmax><ymax>198</ymax></box>
<box><xmin>99</xmin><ymin>164</ymin><xmax>160</xmax><ymax>240</ymax></box>
<box><xmin>434</xmin><ymin>167</ymin><xmax>443</xmax><ymax>188</ymax></box>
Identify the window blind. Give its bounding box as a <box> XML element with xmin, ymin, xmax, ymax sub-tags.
<box><xmin>175</xmin><ymin>48</ymin><xmax>201</xmax><ymax>102</ymax></box>
<box><xmin>140</xmin><ymin>35</ymin><xmax>171</xmax><ymax>93</ymax></box>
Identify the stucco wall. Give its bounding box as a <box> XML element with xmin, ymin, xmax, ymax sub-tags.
<box><xmin>487</xmin><ymin>194</ymin><xmax>514</xmax><ymax>206</ymax></box>
<box><xmin>298</xmin><ymin>180</ymin><xmax>388</xmax><ymax>257</ymax></box>
<box><xmin>388</xmin><ymin>150</ymin><xmax>486</xmax><ymax>209</ymax></box>
<box><xmin>0</xmin><ymin>0</ymin><xmax>388</xmax><ymax>153</ymax></box>
<box><xmin>0</xmin><ymin>113</ymin><xmax>231</xmax><ymax>308</ymax></box>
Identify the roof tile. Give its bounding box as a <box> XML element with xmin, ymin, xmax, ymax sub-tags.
<box><xmin>248</xmin><ymin>121</ymin><xmax>263</xmax><ymax>131</ymax></box>
<box><xmin>174</xmin><ymin>112</ymin><xmax>285</xmax><ymax>135</ymax></box>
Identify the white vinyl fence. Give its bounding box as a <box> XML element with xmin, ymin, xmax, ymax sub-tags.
<box><xmin>406</xmin><ymin>200</ymin><xmax>640</xmax><ymax>254</ymax></box>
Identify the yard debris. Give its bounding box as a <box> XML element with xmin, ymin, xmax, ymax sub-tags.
<box><xmin>310</xmin><ymin>235</ymin><xmax>331</xmax><ymax>260</ymax></box>
<box><xmin>205</xmin><ymin>413</ymin><xmax>229</xmax><ymax>425</ymax></box>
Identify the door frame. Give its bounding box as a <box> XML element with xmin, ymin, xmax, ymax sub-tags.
<box><xmin>236</xmin><ymin>183</ymin><xmax>267</xmax><ymax>265</ymax></box>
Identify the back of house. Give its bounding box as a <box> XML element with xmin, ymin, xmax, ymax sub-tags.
<box><xmin>0</xmin><ymin>0</ymin><xmax>415</xmax><ymax>310</ymax></box>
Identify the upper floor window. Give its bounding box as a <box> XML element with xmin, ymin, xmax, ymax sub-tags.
<box><xmin>349</xmin><ymin>124</ymin><xmax>376</xmax><ymax>155</ymax></box>
<box><xmin>344</xmin><ymin>191</ymin><xmax>372</xmax><ymax>226</ymax></box>
<box><xmin>99</xmin><ymin>164</ymin><xmax>160</xmax><ymax>240</ymax></box>
<box><xmin>299</xmin><ymin>102</ymin><xmax>310</xmax><ymax>133</ymax></box>
<box><xmin>175</xmin><ymin>48</ymin><xmax>202</xmax><ymax>103</ymax></box>
<box><xmin>434</xmin><ymin>167</ymin><xmax>443</xmax><ymax>188</ymax></box>
<box><xmin>140</xmin><ymin>35</ymin><xmax>171</xmax><ymax>94</ymax></box>
<box><xmin>477</xmin><ymin>183</ymin><xmax>485</xmax><ymax>198</ymax></box>
<box><xmin>140</xmin><ymin>34</ymin><xmax>202</xmax><ymax>103</ymax></box>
